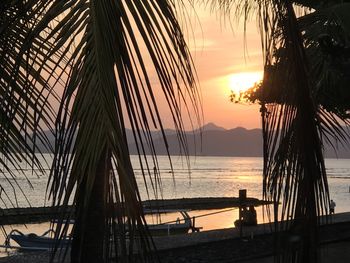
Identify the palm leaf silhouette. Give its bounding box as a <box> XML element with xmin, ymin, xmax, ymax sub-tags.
<box><xmin>210</xmin><ymin>1</ymin><xmax>349</xmax><ymax>262</ymax></box>
<box><xmin>11</xmin><ymin>1</ymin><xmax>201</xmax><ymax>262</ymax></box>
<box><xmin>0</xmin><ymin>1</ymin><xmax>56</xmax><ymax>208</ymax></box>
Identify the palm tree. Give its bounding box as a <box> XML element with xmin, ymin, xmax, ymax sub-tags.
<box><xmin>1</xmin><ymin>0</ymin><xmax>201</xmax><ymax>262</ymax></box>
<box><xmin>260</xmin><ymin>4</ymin><xmax>330</xmax><ymax>261</ymax></box>
<box><xmin>212</xmin><ymin>0</ymin><xmax>349</xmax><ymax>262</ymax></box>
<box><xmin>261</xmin><ymin>4</ymin><xmax>350</xmax><ymax>263</ymax></box>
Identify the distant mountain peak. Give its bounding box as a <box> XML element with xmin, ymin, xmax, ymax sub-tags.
<box><xmin>230</xmin><ymin>126</ymin><xmax>248</xmax><ymax>132</ymax></box>
<box><xmin>201</xmin><ymin>122</ymin><xmax>226</xmax><ymax>131</ymax></box>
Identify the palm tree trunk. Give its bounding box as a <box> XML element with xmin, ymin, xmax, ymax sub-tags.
<box><xmin>71</xmin><ymin>149</ymin><xmax>111</xmax><ymax>263</ymax></box>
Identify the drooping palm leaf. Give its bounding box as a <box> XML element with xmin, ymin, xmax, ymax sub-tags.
<box><xmin>208</xmin><ymin>0</ymin><xmax>349</xmax><ymax>262</ymax></box>
<box><xmin>300</xmin><ymin>3</ymin><xmax>350</xmax><ymax>119</ymax></box>
<box><xmin>258</xmin><ymin>2</ymin><xmax>344</xmax><ymax>262</ymax></box>
<box><xmin>0</xmin><ymin>1</ymin><xmax>56</xmax><ymax>208</ymax></box>
<box><xmin>22</xmin><ymin>1</ymin><xmax>200</xmax><ymax>262</ymax></box>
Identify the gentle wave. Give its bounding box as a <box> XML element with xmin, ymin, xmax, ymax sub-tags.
<box><xmin>1</xmin><ymin>155</ymin><xmax>350</xmax><ymax>212</ymax></box>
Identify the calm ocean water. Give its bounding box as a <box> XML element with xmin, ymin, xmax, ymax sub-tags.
<box><xmin>1</xmin><ymin>155</ymin><xmax>349</xmax><ymax>213</ymax></box>
<box><xmin>1</xmin><ymin>155</ymin><xmax>350</xmax><ymax>251</ymax></box>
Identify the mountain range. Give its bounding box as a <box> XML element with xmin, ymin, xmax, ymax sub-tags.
<box><xmin>39</xmin><ymin>122</ymin><xmax>350</xmax><ymax>158</ymax></box>
<box><xmin>127</xmin><ymin>123</ymin><xmax>263</xmax><ymax>157</ymax></box>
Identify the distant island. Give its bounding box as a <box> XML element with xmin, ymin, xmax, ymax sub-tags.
<box><xmin>127</xmin><ymin>123</ymin><xmax>262</xmax><ymax>157</ymax></box>
<box><xmin>39</xmin><ymin>122</ymin><xmax>350</xmax><ymax>158</ymax></box>
<box><xmin>127</xmin><ymin>122</ymin><xmax>350</xmax><ymax>158</ymax></box>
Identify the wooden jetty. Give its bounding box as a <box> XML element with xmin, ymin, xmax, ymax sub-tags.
<box><xmin>0</xmin><ymin>206</ymin><xmax>72</xmax><ymax>225</ymax></box>
<box><xmin>0</xmin><ymin>196</ymin><xmax>271</xmax><ymax>225</ymax></box>
<box><xmin>142</xmin><ymin>197</ymin><xmax>270</xmax><ymax>210</ymax></box>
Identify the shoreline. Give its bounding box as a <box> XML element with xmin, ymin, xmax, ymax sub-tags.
<box><xmin>1</xmin><ymin>212</ymin><xmax>350</xmax><ymax>263</ymax></box>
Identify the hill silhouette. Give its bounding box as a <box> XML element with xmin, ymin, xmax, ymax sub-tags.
<box><xmin>37</xmin><ymin>123</ymin><xmax>350</xmax><ymax>158</ymax></box>
<box><xmin>128</xmin><ymin>124</ymin><xmax>350</xmax><ymax>158</ymax></box>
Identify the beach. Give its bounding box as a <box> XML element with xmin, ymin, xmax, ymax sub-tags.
<box><xmin>2</xmin><ymin>212</ymin><xmax>350</xmax><ymax>263</ymax></box>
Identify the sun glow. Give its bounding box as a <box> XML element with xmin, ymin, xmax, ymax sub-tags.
<box><xmin>228</xmin><ymin>71</ymin><xmax>263</xmax><ymax>94</ymax></box>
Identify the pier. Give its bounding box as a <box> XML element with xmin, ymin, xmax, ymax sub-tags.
<box><xmin>0</xmin><ymin>196</ymin><xmax>271</xmax><ymax>225</ymax></box>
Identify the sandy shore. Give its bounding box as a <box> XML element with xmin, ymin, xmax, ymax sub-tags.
<box><xmin>1</xmin><ymin>213</ymin><xmax>350</xmax><ymax>262</ymax></box>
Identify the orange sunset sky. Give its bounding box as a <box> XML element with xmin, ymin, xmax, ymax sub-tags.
<box><xmin>48</xmin><ymin>4</ymin><xmax>264</xmax><ymax>131</ymax></box>
<box><xmin>176</xmin><ymin>4</ymin><xmax>263</xmax><ymax>130</ymax></box>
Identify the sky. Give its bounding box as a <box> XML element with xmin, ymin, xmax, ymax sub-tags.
<box><xmin>179</xmin><ymin>4</ymin><xmax>264</xmax><ymax>130</ymax></box>
<box><xmin>46</xmin><ymin>4</ymin><xmax>264</xmax><ymax>132</ymax></box>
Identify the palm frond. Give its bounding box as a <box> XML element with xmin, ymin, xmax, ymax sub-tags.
<box><xmin>300</xmin><ymin>3</ymin><xmax>350</xmax><ymax>119</ymax></box>
<box><xmin>22</xmin><ymin>0</ymin><xmax>201</xmax><ymax>262</ymax></box>
<box><xmin>0</xmin><ymin>1</ymin><xmax>56</xmax><ymax>207</ymax></box>
<box><xmin>206</xmin><ymin>1</ymin><xmax>349</xmax><ymax>262</ymax></box>
<box><xmin>260</xmin><ymin>2</ymin><xmax>341</xmax><ymax>262</ymax></box>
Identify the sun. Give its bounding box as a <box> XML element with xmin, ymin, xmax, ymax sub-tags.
<box><xmin>228</xmin><ymin>71</ymin><xmax>263</xmax><ymax>94</ymax></box>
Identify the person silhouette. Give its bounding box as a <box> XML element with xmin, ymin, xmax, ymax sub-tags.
<box><xmin>248</xmin><ymin>206</ymin><xmax>257</xmax><ymax>225</ymax></box>
<box><xmin>330</xmin><ymin>199</ymin><xmax>336</xmax><ymax>214</ymax></box>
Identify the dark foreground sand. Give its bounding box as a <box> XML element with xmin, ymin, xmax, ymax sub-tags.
<box><xmin>1</xmin><ymin>239</ymin><xmax>349</xmax><ymax>263</ymax></box>
<box><xmin>2</xmin><ymin>213</ymin><xmax>350</xmax><ymax>263</ymax></box>
<box><xmin>240</xmin><ymin>241</ymin><xmax>350</xmax><ymax>263</ymax></box>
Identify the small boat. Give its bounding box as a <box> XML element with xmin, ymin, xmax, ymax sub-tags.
<box><xmin>147</xmin><ymin>211</ymin><xmax>200</xmax><ymax>235</ymax></box>
<box><xmin>2</xmin><ymin>229</ymin><xmax>70</xmax><ymax>251</ymax></box>
<box><xmin>2</xmin><ymin>211</ymin><xmax>200</xmax><ymax>250</ymax></box>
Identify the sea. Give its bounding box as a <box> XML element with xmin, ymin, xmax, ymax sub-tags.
<box><xmin>1</xmin><ymin>155</ymin><xmax>350</xmax><ymax>239</ymax></box>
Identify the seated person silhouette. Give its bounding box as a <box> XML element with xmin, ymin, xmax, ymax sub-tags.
<box><xmin>234</xmin><ymin>206</ymin><xmax>257</xmax><ymax>227</ymax></box>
